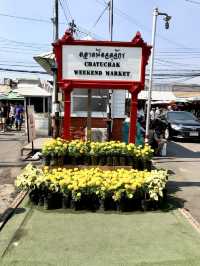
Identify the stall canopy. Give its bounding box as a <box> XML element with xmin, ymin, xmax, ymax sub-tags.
<box><xmin>13</xmin><ymin>84</ymin><xmax>51</xmax><ymax>97</ymax></box>
<box><xmin>138</xmin><ymin>90</ymin><xmax>176</xmax><ymax>101</ymax></box>
<box><xmin>173</xmin><ymin>91</ymin><xmax>200</xmax><ymax>101</ymax></box>
<box><xmin>33</xmin><ymin>52</ymin><xmax>54</xmax><ymax>75</ymax></box>
<box><xmin>0</xmin><ymin>91</ymin><xmax>24</xmax><ymax>101</ymax></box>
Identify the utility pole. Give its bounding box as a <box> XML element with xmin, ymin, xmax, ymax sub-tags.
<box><xmin>144</xmin><ymin>8</ymin><xmax>158</xmax><ymax>144</ymax></box>
<box><xmin>52</xmin><ymin>0</ymin><xmax>60</xmax><ymax>138</ymax></box>
<box><xmin>107</xmin><ymin>0</ymin><xmax>113</xmax><ymax>141</ymax></box>
<box><xmin>145</xmin><ymin>8</ymin><xmax>171</xmax><ymax>143</ymax></box>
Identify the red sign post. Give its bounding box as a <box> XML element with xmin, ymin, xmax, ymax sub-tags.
<box><xmin>53</xmin><ymin>31</ymin><xmax>151</xmax><ymax>143</ymax></box>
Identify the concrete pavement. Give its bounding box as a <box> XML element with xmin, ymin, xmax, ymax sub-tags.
<box><xmin>154</xmin><ymin>140</ymin><xmax>200</xmax><ymax>224</ymax></box>
<box><xmin>0</xmin><ymin>131</ymin><xmax>26</xmax><ymax>217</ymax></box>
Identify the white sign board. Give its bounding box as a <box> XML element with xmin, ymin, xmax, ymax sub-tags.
<box><xmin>62</xmin><ymin>45</ymin><xmax>142</xmax><ymax>82</ymax></box>
<box><xmin>27</xmin><ymin>105</ymin><xmax>36</xmax><ymax>142</ymax></box>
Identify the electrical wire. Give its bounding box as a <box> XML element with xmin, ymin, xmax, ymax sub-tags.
<box><xmin>0</xmin><ymin>67</ymin><xmax>48</xmax><ymax>74</ymax></box>
<box><xmin>63</xmin><ymin>0</ymin><xmax>73</xmax><ymax>20</ymax></box>
<box><xmin>59</xmin><ymin>0</ymin><xmax>70</xmax><ymax>24</ymax></box>
<box><xmin>94</xmin><ymin>0</ymin><xmax>190</xmax><ymax>49</ymax></box>
<box><xmin>185</xmin><ymin>0</ymin><xmax>200</xmax><ymax>5</ymax></box>
<box><xmin>89</xmin><ymin>3</ymin><xmax>109</xmax><ymax>31</ymax></box>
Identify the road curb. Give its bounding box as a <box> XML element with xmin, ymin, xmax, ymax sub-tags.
<box><xmin>0</xmin><ymin>191</ymin><xmax>28</xmax><ymax>231</ymax></box>
<box><xmin>178</xmin><ymin>208</ymin><xmax>200</xmax><ymax>234</ymax></box>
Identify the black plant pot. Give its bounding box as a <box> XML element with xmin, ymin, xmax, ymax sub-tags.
<box><xmin>86</xmin><ymin>193</ymin><xmax>100</xmax><ymax>211</ymax></box>
<box><xmin>132</xmin><ymin>158</ymin><xmax>137</xmax><ymax>169</ymax></box>
<box><xmin>143</xmin><ymin>160</ymin><xmax>152</xmax><ymax>171</ymax></box>
<box><xmin>62</xmin><ymin>193</ymin><xmax>72</xmax><ymax>209</ymax></box>
<box><xmin>106</xmin><ymin>156</ymin><xmax>113</xmax><ymax>166</ymax></box>
<box><xmin>119</xmin><ymin>156</ymin><xmax>126</xmax><ymax>166</ymax></box>
<box><xmin>118</xmin><ymin>194</ymin><xmax>141</xmax><ymax>212</ymax></box>
<box><xmin>112</xmin><ymin>156</ymin><xmax>119</xmax><ymax>166</ymax></box>
<box><xmin>91</xmin><ymin>156</ymin><xmax>98</xmax><ymax>166</ymax></box>
<box><xmin>136</xmin><ymin>158</ymin><xmax>144</xmax><ymax>170</ymax></box>
<box><xmin>84</xmin><ymin>156</ymin><xmax>91</xmax><ymax>166</ymax></box>
<box><xmin>71</xmin><ymin>198</ymin><xmax>86</xmax><ymax>211</ymax></box>
<box><xmin>102</xmin><ymin>194</ymin><xmax>118</xmax><ymax>211</ymax></box>
<box><xmin>38</xmin><ymin>194</ymin><xmax>45</xmax><ymax>207</ymax></box>
<box><xmin>51</xmin><ymin>155</ymin><xmax>59</xmax><ymax>167</ymax></box>
<box><xmin>29</xmin><ymin>189</ymin><xmax>40</xmax><ymax>205</ymax></box>
<box><xmin>126</xmin><ymin>156</ymin><xmax>133</xmax><ymax>166</ymax></box>
<box><xmin>63</xmin><ymin>155</ymin><xmax>70</xmax><ymax>165</ymax></box>
<box><xmin>45</xmin><ymin>192</ymin><xmax>63</xmax><ymax>210</ymax></box>
<box><xmin>98</xmin><ymin>156</ymin><xmax>106</xmax><ymax>166</ymax></box>
<box><xmin>57</xmin><ymin>156</ymin><xmax>64</xmax><ymax>167</ymax></box>
<box><xmin>44</xmin><ymin>155</ymin><xmax>51</xmax><ymax>166</ymax></box>
<box><xmin>141</xmin><ymin>199</ymin><xmax>159</xmax><ymax>211</ymax></box>
<box><xmin>71</xmin><ymin>157</ymin><xmax>78</xmax><ymax>166</ymax></box>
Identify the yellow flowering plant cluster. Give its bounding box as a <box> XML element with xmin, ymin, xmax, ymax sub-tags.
<box><xmin>42</xmin><ymin>138</ymin><xmax>67</xmax><ymax>157</ymax></box>
<box><xmin>42</xmin><ymin>138</ymin><xmax>154</xmax><ymax>168</ymax></box>
<box><xmin>16</xmin><ymin>164</ymin><xmax>167</xmax><ymax>207</ymax></box>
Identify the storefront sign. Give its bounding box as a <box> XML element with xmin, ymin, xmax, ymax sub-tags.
<box><xmin>62</xmin><ymin>45</ymin><xmax>142</xmax><ymax>81</ymax></box>
<box><xmin>27</xmin><ymin>105</ymin><xmax>36</xmax><ymax>143</ymax></box>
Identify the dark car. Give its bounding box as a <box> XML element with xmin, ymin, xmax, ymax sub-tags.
<box><xmin>161</xmin><ymin>111</ymin><xmax>200</xmax><ymax>140</ymax></box>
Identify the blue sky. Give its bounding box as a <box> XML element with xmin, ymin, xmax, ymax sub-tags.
<box><xmin>0</xmin><ymin>0</ymin><xmax>200</xmax><ymax>83</ymax></box>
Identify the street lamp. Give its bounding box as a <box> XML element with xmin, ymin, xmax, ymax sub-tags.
<box><xmin>145</xmin><ymin>8</ymin><xmax>171</xmax><ymax>143</ymax></box>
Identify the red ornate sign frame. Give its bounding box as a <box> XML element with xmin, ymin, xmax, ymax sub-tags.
<box><xmin>53</xmin><ymin>31</ymin><xmax>151</xmax><ymax>143</ymax></box>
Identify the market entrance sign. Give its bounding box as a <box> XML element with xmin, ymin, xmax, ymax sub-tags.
<box><xmin>62</xmin><ymin>45</ymin><xmax>142</xmax><ymax>81</ymax></box>
<box><xmin>53</xmin><ymin>31</ymin><xmax>151</xmax><ymax>142</ymax></box>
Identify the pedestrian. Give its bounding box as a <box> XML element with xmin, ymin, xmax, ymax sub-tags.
<box><xmin>15</xmin><ymin>104</ymin><xmax>23</xmax><ymax>131</ymax></box>
<box><xmin>136</xmin><ymin>117</ymin><xmax>145</xmax><ymax>146</ymax></box>
<box><xmin>148</xmin><ymin>121</ymin><xmax>160</xmax><ymax>155</ymax></box>
<box><xmin>0</xmin><ymin>102</ymin><xmax>3</xmax><ymax>131</ymax></box>
<box><xmin>9</xmin><ymin>103</ymin><xmax>15</xmax><ymax>128</ymax></box>
<box><xmin>5</xmin><ymin>103</ymin><xmax>10</xmax><ymax>129</ymax></box>
<box><xmin>155</xmin><ymin>107</ymin><xmax>160</xmax><ymax>119</ymax></box>
<box><xmin>150</xmin><ymin>108</ymin><xmax>156</xmax><ymax>121</ymax></box>
<box><xmin>0</xmin><ymin>102</ymin><xmax>9</xmax><ymax>132</ymax></box>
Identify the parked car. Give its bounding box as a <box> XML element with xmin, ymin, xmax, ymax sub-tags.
<box><xmin>161</xmin><ymin>111</ymin><xmax>200</xmax><ymax>140</ymax></box>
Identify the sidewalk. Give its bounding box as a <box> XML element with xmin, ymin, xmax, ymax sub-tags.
<box><xmin>21</xmin><ymin>137</ymin><xmax>51</xmax><ymax>156</ymax></box>
<box><xmin>0</xmin><ymin>197</ymin><xmax>200</xmax><ymax>266</ymax></box>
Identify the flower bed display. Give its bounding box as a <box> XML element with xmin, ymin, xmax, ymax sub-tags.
<box><xmin>42</xmin><ymin>138</ymin><xmax>153</xmax><ymax>170</ymax></box>
<box><xmin>15</xmin><ymin>164</ymin><xmax>168</xmax><ymax>211</ymax></box>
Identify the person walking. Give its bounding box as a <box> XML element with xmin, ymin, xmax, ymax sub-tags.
<box><xmin>0</xmin><ymin>102</ymin><xmax>4</xmax><ymax>132</ymax></box>
<box><xmin>9</xmin><ymin>103</ymin><xmax>15</xmax><ymax>128</ymax></box>
<box><xmin>15</xmin><ymin>104</ymin><xmax>23</xmax><ymax>131</ymax></box>
<box><xmin>0</xmin><ymin>102</ymin><xmax>9</xmax><ymax>132</ymax></box>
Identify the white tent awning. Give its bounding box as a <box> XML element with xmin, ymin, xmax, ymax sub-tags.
<box><xmin>138</xmin><ymin>90</ymin><xmax>176</xmax><ymax>101</ymax></box>
<box><xmin>33</xmin><ymin>52</ymin><xmax>54</xmax><ymax>75</ymax></box>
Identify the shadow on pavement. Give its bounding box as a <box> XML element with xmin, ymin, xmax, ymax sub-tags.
<box><xmin>161</xmin><ymin>180</ymin><xmax>200</xmax><ymax>212</ymax></box>
<box><xmin>167</xmin><ymin>141</ymin><xmax>200</xmax><ymax>158</ymax></box>
<box><xmin>0</xmin><ymin>208</ymin><xmax>26</xmax><ymax>229</ymax></box>
<box><xmin>160</xmin><ymin>180</ymin><xmax>186</xmax><ymax>212</ymax></box>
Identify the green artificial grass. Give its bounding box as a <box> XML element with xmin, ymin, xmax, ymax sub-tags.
<box><xmin>1</xmin><ymin>203</ymin><xmax>200</xmax><ymax>266</ymax></box>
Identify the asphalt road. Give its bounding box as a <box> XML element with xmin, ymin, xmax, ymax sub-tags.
<box><xmin>0</xmin><ymin>131</ymin><xmax>26</xmax><ymax>216</ymax></box>
<box><xmin>154</xmin><ymin>140</ymin><xmax>200</xmax><ymax>224</ymax></box>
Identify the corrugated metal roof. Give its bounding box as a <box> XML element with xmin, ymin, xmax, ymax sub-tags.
<box><xmin>33</xmin><ymin>52</ymin><xmax>54</xmax><ymax>75</ymax></box>
<box><xmin>13</xmin><ymin>84</ymin><xmax>51</xmax><ymax>97</ymax></box>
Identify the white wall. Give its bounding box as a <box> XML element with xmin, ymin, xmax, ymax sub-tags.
<box><xmin>111</xmin><ymin>90</ymin><xmax>126</xmax><ymax>118</ymax></box>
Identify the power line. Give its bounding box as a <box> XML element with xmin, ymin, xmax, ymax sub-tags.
<box><xmin>0</xmin><ymin>67</ymin><xmax>48</xmax><ymax>74</ymax></box>
<box><xmin>90</xmin><ymin>3</ymin><xmax>109</xmax><ymax>30</ymax></box>
<box><xmin>0</xmin><ymin>12</ymin><xmax>51</xmax><ymax>23</ymax></box>
<box><xmin>59</xmin><ymin>0</ymin><xmax>70</xmax><ymax>24</ymax></box>
<box><xmin>95</xmin><ymin>0</ymin><xmax>189</xmax><ymax>48</ymax></box>
<box><xmin>0</xmin><ymin>63</ymin><xmax>41</xmax><ymax>68</ymax></box>
<box><xmin>185</xmin><ymin>0</ymin><xmax>200</xmax><ymax>5</ymax></box>
<box><xmin>0</xmin><ymin>11</ymin><xmax>102</xmax><ymax>40</ymax></box>
<box><xmin>63</xmin><ymin>0</ymin><xmax>73</xmax><ymax>20</ymax></box>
